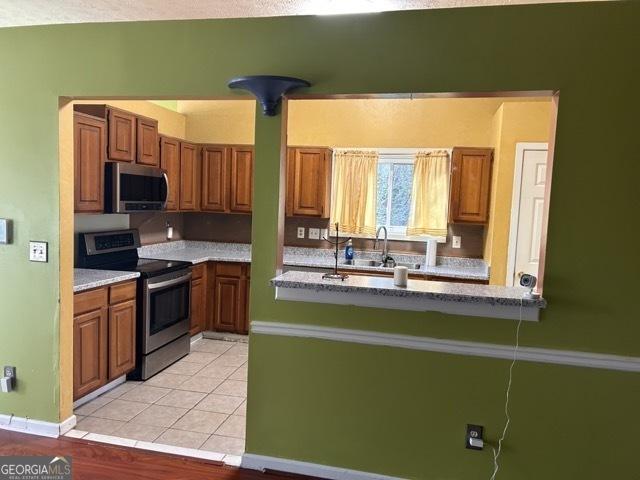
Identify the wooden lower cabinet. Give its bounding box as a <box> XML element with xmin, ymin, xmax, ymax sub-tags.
<box><xmin>73</xmin><ymin>307</ymin><xmax>108</xmax><ymax>400</ymax></box>
<box><xmin>211</xmin><ymin>262</ymin><xmax>250</xmax><ymax>335</ymax></box>
<box><xmin>108</xmin><ymin>300</ymin><xmax>136</xmax><ymax>379</ymax></box>
<box><xmin>73</xmin><ymin>281</ymin><xmax>137</xmax><ymax>400</ymax></box>
<box><xmin>189</xmin><ymin>264</ymin><xmax>207</xmax><ymax>336</ymax></box>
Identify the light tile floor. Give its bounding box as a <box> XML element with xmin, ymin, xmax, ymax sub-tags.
<box><xmin>67</xmin><ymin>338</ymin><xmax>247</xmax><ymax>463</ymax></box>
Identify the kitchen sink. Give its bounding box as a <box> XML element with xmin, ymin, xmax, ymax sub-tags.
<box><xmin>343</xmin><ymin>259</ymin><xmax>382</xmax><ymax>267</ymax></box>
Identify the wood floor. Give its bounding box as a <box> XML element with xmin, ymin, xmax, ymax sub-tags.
<box><xmin>0</xmin><ymin>430</ymin><xmax>301</xmax><ymax>480</ymax></box>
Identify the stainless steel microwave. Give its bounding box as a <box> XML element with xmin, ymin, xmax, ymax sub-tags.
<box><xmin>105</xmin><ymin>162</ymin><xmax>169</xmax><ymax>213</ymax></box>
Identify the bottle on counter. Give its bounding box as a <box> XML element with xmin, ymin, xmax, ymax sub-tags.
<box><xmin>345</xmin><ymin>239</ymin><xmax>354</xmax><ymax>261</ymax></box>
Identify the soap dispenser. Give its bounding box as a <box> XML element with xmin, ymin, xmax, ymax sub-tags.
<box><xmin>345</xmin><ymin>239</ymin><xmax>354</xmax><ymax>261</ymax></box>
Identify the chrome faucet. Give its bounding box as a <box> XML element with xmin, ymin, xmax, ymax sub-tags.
<box><xmin>374</xmin><ymin>226</ymin><xmax>395</xmax><ymax>267</ymax></box>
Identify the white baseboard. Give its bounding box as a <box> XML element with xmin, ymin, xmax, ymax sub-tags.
<box><xmin>0</xmin><ymin>414</ymin><xmax>76</xmax><ymax>438</ymax></box>
<box><xmin>73</xmin><ymin>375</ymin><xmax>126</xmax><ymax>409</ymax></box>
<box><xmin>242</xmin><ymin>453</ymin><xmax>404</xmax><ymax>480</ymax></box>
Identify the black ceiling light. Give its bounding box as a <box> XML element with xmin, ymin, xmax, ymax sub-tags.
<box><xmin>227</xmin><ymin>75</ymin><xmax>311</xmax><ymax>116</ymax></box>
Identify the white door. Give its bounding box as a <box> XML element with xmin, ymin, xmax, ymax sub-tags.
<box><xmin>506</xmin><ymin>143</ymin><xmax>548</xmax><ymax>286</ymax></box>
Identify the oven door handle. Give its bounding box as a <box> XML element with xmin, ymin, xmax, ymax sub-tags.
<box><xmin>147</xmin><ymin>272</ymin><xmax>192</xmax><ymax>291</ymax></box>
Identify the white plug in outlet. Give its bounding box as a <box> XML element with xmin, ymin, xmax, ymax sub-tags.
<box><xmin>308</xmin><ymin>228</ymin><xmax>320</xmax><ymax>240</ymax></box>
<box><xmin>297</xmin><ymin>227</ymin><xmax>305</xmax><ymax>239</ymax></box>
<box><xmin>320</xmin><ymin>228</ymin><xmax>329</xmax><ymax>240</ymax></box>
<box><xmin>29</xmin><ymin>241</ymin><xmax>48</xmax><ymax>262</ymax></box>
<box><xmin>452</xmin><ymin>236</ymin><xmax>462</xmax><ymax>249</ymax></box>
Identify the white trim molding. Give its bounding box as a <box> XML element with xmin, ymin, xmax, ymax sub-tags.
<box><xmin>73</xmin><ymin>375</ymin><xmax>126</xmax><ymax>409</ymax></box>
<box><xmin>0</xmin><ymin>414</ymin><xmax>76</xmax><ymax>438</ymax></box>
<box><xmin>242</xmin><ymin>453</ymin><xmax>404</xmax><ymax>480</ymax></box>
<box><xmin>251</xmin><ymin>321</ymin><xmax>640</xmax><ymax>373</ymax></box>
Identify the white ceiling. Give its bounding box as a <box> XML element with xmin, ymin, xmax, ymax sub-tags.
<box><xmin>0</xmin><ymin>0</ymin><xmax>607</xmax><ymax>29</ymax></box>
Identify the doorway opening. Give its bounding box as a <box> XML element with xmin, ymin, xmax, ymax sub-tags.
<box><xmin>60</xmin><ymin>98</ymin><xmax>255</xmax><ymax>464</ymax></box>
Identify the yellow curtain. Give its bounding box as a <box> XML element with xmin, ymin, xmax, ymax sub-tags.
<box><xmin>330</xmin><ymin>150</ymin><xmax>378</xmax><ymax>236</ymax></box>
<box><xmin>407</xmin><ymin>151</ymin><xmax>450</xmax><ymax>237</ymax></box>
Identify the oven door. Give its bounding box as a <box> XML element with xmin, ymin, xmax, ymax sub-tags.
<box><xmin>142</xmin><ymin>270</ymin><xmax>191</xmax><ymax>354</ymax></box>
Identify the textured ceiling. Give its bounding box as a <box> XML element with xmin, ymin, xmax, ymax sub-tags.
<box><xmin>0</xmin><ymin>0</ymin><xmax>607</xmax><ymax>29</ymax></box>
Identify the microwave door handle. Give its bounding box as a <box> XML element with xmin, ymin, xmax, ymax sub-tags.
<box><xmin>162</xmin><ymin>171</ymin><xmax>169</xmax><ymax>209</ymax></box>
<box><xmin>147</xmin><ymin>272</ymin><xmax>192</xmax><ymax>291</ymax></box>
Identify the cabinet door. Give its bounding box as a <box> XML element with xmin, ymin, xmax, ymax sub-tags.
<box><xmin>229</xmin><ymin>146</ymin><xmax>254</xmax><ymax>213</ymax></box>
<box><xmin>108</xmin><ymin>300</ymin><xmax>136</xmax><ymax>380</ymax></box>
<box><xmin>73</xmin><ymin>307</ymin><xmax>108</xmax><ymax>400</ymax></box>
<box><xmin>179</xmin><ymin>142</ymin><xmax>199</xmax><ymax>211</ymax></box>
<box><xmin>449</xmin><ymin>147</ymin><xmax>493</xmax><ymax>223</ymax></box>
<box><xmin>287</xmin><ymin>147</ymin><xmax>331</xmax><ymax>217</ymax></box>
<box><xmin>107</xmin><ymin>108</ymin><xmax>136</xmax><ymax>162</ymax></box>
<box><xmin>160</xmin><ymin>136</ymin><xmax>181</xmax><ymax>211</ymax></box>
<box><xmin>213</xmin><ymin>275</ymin><xmax>244</xmax><ymax>333</ymax></box>
<box><xmin>136</xmin><ymin>117</ymin><xmax>159</xmax><ymax>167</ymax></box>
<box><xmin>190</xmin><ymin>277</ymin><xmax>206</xmax><ymax>336</ymax></box>
<box><xmin>201</xmin><ymin>146</ymin><xmax>229</xmax><ymax>212</ymax></box>
<box><xmin>74</xmin><ymin>113</ymin><xmax>106</xmax><ymax>213</ymax></box>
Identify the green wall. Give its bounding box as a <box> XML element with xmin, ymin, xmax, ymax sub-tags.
<box><xmin>0</xmin><ymin>2</ymin><xmax>638</xmax><ymax>478</ymax></box>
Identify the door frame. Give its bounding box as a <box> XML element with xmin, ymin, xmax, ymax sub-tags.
<box><xmin>505</xmin><ymin>142</ymin><xmax>549</xmax><ymax>286</ymax></box>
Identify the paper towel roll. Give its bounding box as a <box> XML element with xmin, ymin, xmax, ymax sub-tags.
<box><xmin>394</xmin><ymin>266</ymin><xmax>408</xmax><ymax>287</ymax></box>
<box><xmin>425</xmin><ymin>239</ymin><xmax>438</xmax><ymax>267</ymax></box>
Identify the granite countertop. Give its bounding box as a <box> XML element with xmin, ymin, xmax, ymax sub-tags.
<box><xmin>270</xmin><ymin>270</ymin><xmax>546</xmax><ymax>308</ymax></box>
<box><xmin>136</xmin><ymin>241</ymin><xmax>489</xmax><ymax>281</ymax></box>
<box><xmin>138</xmin><ymin>241</ymin><xmax>251</xmax><ymax>264</ymax></box>
<box><xmin>74</xmin><ymin>269</ymin><xmax>140</xmax><ymax>293</ymax></box>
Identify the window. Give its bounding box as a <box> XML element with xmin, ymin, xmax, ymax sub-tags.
<box><xmin>376</xmin><ymin>153</ymin><xmax>415</xmax><ymax>237</ymax></box>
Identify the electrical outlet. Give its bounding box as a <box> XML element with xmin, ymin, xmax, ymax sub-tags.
<box><xmin>320</xmin><ymin>228</ymin><xmax>329</xmax><ymax>240</ymax></box>
<box><xmin>29</xmin><ymin>241</ymin><xmax>48</xmax><ymax>262</ymax></box>
<box><xmin>297</xmin><ymin>227</ymin><xmax>305</xmax><ymax>239</ymax></box>
<box><xmin>465</xmin><ymin>424</ymin><xmax>484</xmax><ymax>450</ymax></box>
<box><xmin>452</xmin><ymin>236</ymin><xmax>462</xmax><ymax>249</ymax></box>
<box><xmin>308</xmin><ymin>228</ymin><xmax>320</xmax><ymax>240</ymax></box>
<box><xmin>1</xmin><ymin>366</ymin><xmax>16</xmax><ymax>393</ymax></box>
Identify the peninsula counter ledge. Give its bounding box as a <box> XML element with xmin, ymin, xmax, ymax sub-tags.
<box><xmin>271</xmin><ymin>271</ymin><xmax>546</xmax><ymax>321</ymax></box>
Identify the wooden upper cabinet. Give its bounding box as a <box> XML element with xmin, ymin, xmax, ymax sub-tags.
<box><xmin>108</xmin><ymin>299</ymin><xmax>136</xmax><ymax>380</ymax></box>
<box><xmin>136</xmin><ymin>116</ymin><xmax>159</xmax><ymax>167</ymax></box>
<box><xmin>160</xmin><ymin>136</ymin><xmax>181</xmax><ymax>211</ymax></box>
<box><xmin>229</xmin><ymin>146</ymin><xmax>254</xmax><ymax>214</ymax></box>
<box><xmin>179</xmin><ymin>142</ymin><xmax>199</xmax><ymax>211</ymax></box>
<box><xmin>449</xmin><ymin>147</ymin><xmax>493</xmax><ymax>224</ymax></box>
<box><xmin>286</xmin><ymin>147</ymin><xmax>332</xmax><ymax>217</ymax></box>
<box><xmin>107</xmin><ymin>108</ymin><xmax>136</xmax><ymax>162</ymax></box>
<box><xmin>74</xmin><ymin>112</ymin><xmax>106</xmax><ymax>213</ymax></box>
<box><xmin>201</xmin><ymin>146</ymin><xmax>229</xmax><ymax>212</ymax></box>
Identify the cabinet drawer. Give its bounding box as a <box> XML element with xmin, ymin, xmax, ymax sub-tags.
<box><xmin>215</xmin><ymin>262</ymin><xmax>244</xmax><ymax>277</ymax></box>
<box><xmin>109</xmin><ymin>281</ymin><xmax>137</xmax><ymax>304</ymax></box>
<box><xmin>74</xmin><ymin>287</ymin><xmax>108</xmax><ymax>315</ymax></box>
<box><xmin>191</xmin><ymin>263</ymin><xmax>206</xmax><ymax>280</ymax></box>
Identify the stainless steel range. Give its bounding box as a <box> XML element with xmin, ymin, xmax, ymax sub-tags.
<box><xmin>77</xmin><ymin>229</ymin><xmax>192</xmax><ymax>380</ymax></box>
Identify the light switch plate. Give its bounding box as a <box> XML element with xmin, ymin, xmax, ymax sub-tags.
<box><xmin>297</xmin><ymin>227</ymin><xmax>305</xmax><ymax>239</ymax></box>
<box><xmin>308</xmin><ymin>228</ymin><xmax>320</xmax><ymax>240</ymax></box>
<box><xmin>452</xmin><ymin>236</ymin><xmax>462</xmax><ymax>249</ymax></box>
<box><xmin>0</xmin><ymin>218</ymin><xmax>12</xmax><ymax>244</ymax></box>
<box><xmin>29</xmin><ymin>241</ymin><xmax>48</xmax><ymax>262</ymax></box>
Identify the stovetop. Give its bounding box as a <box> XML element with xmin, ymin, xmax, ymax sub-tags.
<box><xmin>77</xmin><ymin>229</ymin><xmax>192</xmax><ymax>278</ymax></box>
